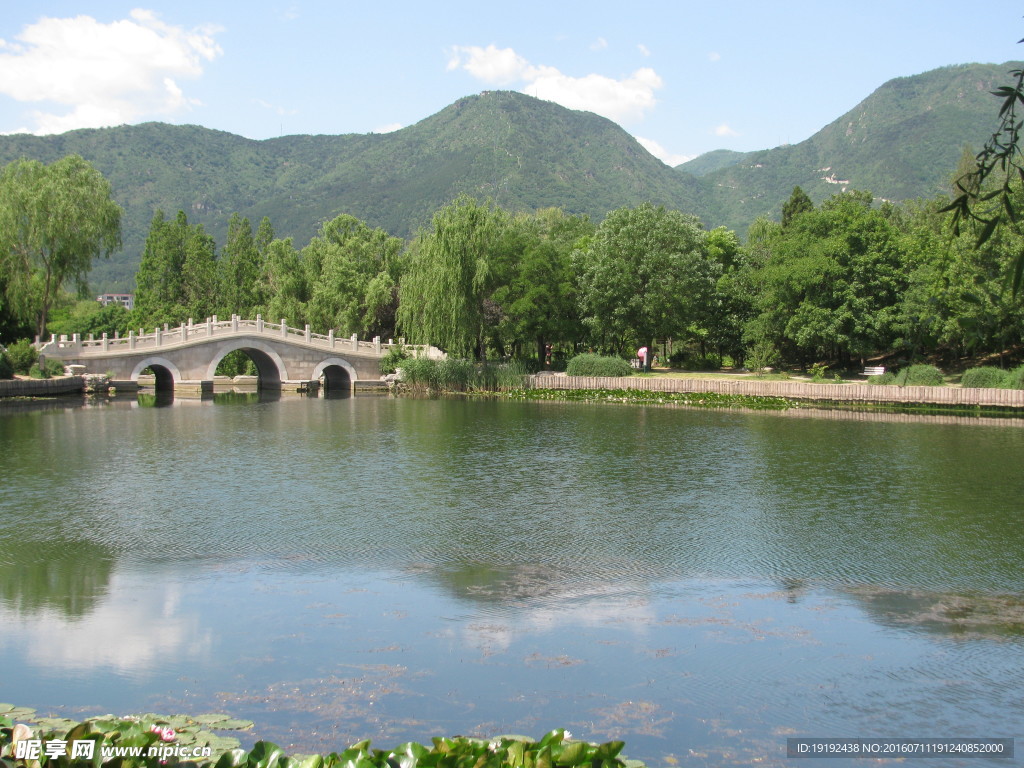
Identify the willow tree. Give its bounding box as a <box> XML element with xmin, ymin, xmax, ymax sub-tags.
<box><xmin>0</xmin><ymin>155</ymin><xmax>122</xmax><ymax>338</ymax></box>
<box><xmin>397</xmin><ymin>196</ymin><xmax>513</xmax><ymax>358</ymax></box>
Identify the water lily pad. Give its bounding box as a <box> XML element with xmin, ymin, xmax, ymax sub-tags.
<box><xmin>214</xmin><ymin>719</ymin><xmax>254</xmax><ymax>731</ymax></box>
<box><xmin>5</xmin><ymin>707</ymin><xmax>38</xmax><ymax>720</ymax></box>
<box><xmin>194</xmin><ymin>713</ymin><xmax>232</xmax><ymax>725</ymax></box>
<box><xmin>34</xmin><ymin>717</ymin><xmax>79</xmax><ymax>731</ymax></box>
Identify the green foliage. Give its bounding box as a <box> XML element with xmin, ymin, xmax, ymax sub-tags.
<box><xmin>574</xmin><ymin>202</ymin><xmax>715</xmax><ymax>354</ymax></box>
<box><xmin>0</xmin><ymin>713</ymin><xmax>632</xmax><ymax>768</ymax></box>
<box><xmin>894</xmin><ymin>364</ymin><xmax>945</xmax><ymax>387</ymax></box>
<box><xmin>867</xmin><ymin>371</ymin><xmax>897</xmax><ymax>385</ymax></box>
<box><xmin>47</xmin><ymin>300</ymin><xmax>130</xmax><ymax>339</ymax></box>
<box><xmin>0</xmin><ymin>155</ymin><xmax>122</xmax><ymax>338</ymax></box>
<box><xmin>5</xmin><ymin>339</ymin><xmax>38</xmax><ymax>374</ymax></box>
<box><xmin>808</xmin><ymin>362</ymin><xmax>829</xmax><ymax>381</ymax></box>
<box><xmin>0</xmin><ymin>350</ymin><xmax>13</xmax><ymax>379</ymax></box>
<box><xmin>960</xmin><ymin>366</ymin><xmax>1013</xmax><ymax>388</ymax></box>
<box><xmin>565</xmin><ymin>354</ymin><xmax>633</xmax><ymax>377</ymax></box>
<box><xmin>508</xmin><ymin>387</ymin><xmax>790</xmax><ymax>410</ymax></box>
<box><xmin>1009</xmin><ymin>364</ymin><xmax>1024</xmax><ymax>389</ymax></box>
<box><xmin>28</xmin><ymin>358</ymin><xmax>65</xmax><ymax>379</ymax></box>
<box><xmin>379</xmin><ymin>345</ymin><xmax>410</xmax><ymax>374</ymax></box>
<box><xmin>745</xmin><ymin>340</ymin><xmax>778</xmax><ymax>375</ymax></box>
<box><xmin>215</xmin><ymin>350</ymin><xmax>257</xmax><ymax>378</ymax></box>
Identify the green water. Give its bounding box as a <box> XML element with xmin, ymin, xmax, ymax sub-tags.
<box><xmin>0</xmin><ymin>394</ymin><xmax>1022</xmax><ymax>766</ymax></box>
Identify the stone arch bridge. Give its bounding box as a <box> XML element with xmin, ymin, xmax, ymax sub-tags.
<box><xmin>38</xmin><ymin>316</ymin><xmax>440</xmax><ymax>392</ymax></box>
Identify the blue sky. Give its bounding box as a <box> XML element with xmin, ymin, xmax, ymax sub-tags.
<box><xmin>1</xmin><ymin>1</ymin><xmax>1022</xmax><ymax>166</ymax></box>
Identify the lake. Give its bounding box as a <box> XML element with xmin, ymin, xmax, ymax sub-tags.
<box><xmin>1</xmin><ymin>393</ymin><xmax>1022</xmax><ymax>766</ymax></box>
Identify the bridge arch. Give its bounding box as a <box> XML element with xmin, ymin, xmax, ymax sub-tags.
<box><xmin>130</xmin><ymin>357</ymin><xmax>184</xmax><ymax>391</ymax></box>
<box><xmin>204</xmin><ymin>340</ymin><xmax>288</xmax><ymax>388</ymax></box>
<box><xmin>312</xmin><ymin>358</ymin><xmax>357</xmax><ymax>392</ymax></box>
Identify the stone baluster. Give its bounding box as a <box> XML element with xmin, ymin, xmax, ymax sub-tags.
<box><xmin>280</xmin><ymin>319</ymin><xmax>288</xmax><ymax>338</ymax></box>
<box><xmin>155</xmin><ymin>327</ymin><xmax>162</xmax><ymax>347</ymax></box>
<box><xmin>129</xmin><ymin>331</ymin><xmax>136</xmax><ymax>350</ymax></box>
<box><xmin>102</xmin><ymin>332</ymin><xmax>108</xmax><ymax>352</ymax></box>
<box><xmin>257</xmin><ymin>314</ymin><xmax>264</xmax><ymax>333</ymax></box>
<box><xmin>232</xmin><ymin>315</ymin><xmax>239</xmax><ymax>333</ymax></box>
<box><xmin>328</xmin><ymin>329</ymin><xmax>335</xmax><ymax>349</ymax></box>
<box><xmin>206</xmin><ymin>317</ymin><xmax>213</xmax><ymax>337</ymax></box>
<box><xmin>351</xmin><ymin>333</ymin><xmax>358</xmax><ymax>351</ymax></box>
<box><xmin>304</xmin><ymin>324</ymin><xmax>311</xmax><ymax>342</ymax></box>
<box><xmin>373</xmin><ymin>336</ymin><xmax>381</xmax><ymax>354</ymax></box>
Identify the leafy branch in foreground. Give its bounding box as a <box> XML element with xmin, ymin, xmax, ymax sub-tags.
<box><xmin>942</xmin><ymin>50</ymin><xmax>1024</xmax><ymax>293</ymax></box>
<box><xmin>0</xmin><ymin>709</ymin><xmax>638</xmax><ymax>768</ymax></box>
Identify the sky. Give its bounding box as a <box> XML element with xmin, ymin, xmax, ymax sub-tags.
<box><xmin>0</xmin><ymin>1</ymin><xmax>1022</xmax><ymax>166</ymax></box>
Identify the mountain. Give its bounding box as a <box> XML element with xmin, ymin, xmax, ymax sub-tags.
<box><xmin>682</xmin><ymin>62</ymin><xmax>1022</xmax><ymax>231</ymax></box>
<box><xmin>0</xmin><ymin>62</ymin><xmax>1019</xmax><ymax>291</ymax></box>
<box><xmin>0</xmin><ymin>91</ymin><xmax>705</xmax><ymax>290</ymax></box>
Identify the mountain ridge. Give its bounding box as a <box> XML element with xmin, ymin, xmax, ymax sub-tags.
<box><xmin>0</xmin><ymin>61</ymin><xmax>1019</xmax><ymax>290</ymax></box>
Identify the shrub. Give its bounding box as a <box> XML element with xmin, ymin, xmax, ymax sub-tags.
<box><xmin>566</xmin><ymin>353</ymin><xmax>633</xmax><ymax>377</ymax></box>
<box><xmin>680</xmin><ymin>355</ymin><xmax>722</xmax><ymax>371</ymax></box>
<box><xmin>5</xmin><ymin>338</ymin><xmax>37</xmax><ymax>374</ymax></box>
<box><xmin>399</xmin><ymin>356</ymin><xmax>441</xmax><ymax>389</ymax></box>
<box><xmin>808</xmin><ymin>362</ymin><xmax>829</xmax><ymax>381</ymax></box>
<box><xmin>0</xmin><ymin>350</ymin><xmax>13</xmax><ymax>379</ymax></box>
<box><xmin>1007</xmin><ymin>364</ymin><xmax>1024</xmax><ymax>390</ymax></box>
<box><xmin>960</xmin><ymin>366</ymin><xmax>1012</xmax><ymax>389</ymax></box>
<box><xmin>867</xmin><ymin>372</ymin><xmax>897</xmax><ymax>385</ymax></box>
<box><xmin>379</xmin><ymin>345</ymin><xmax>410</xmax><ymax>374</ymax></box>
<box><xmin>894</xmin><ymin>364</ymin><xmax>945</xmax><ymax>387</ymax></box>
<box><xmin>437</xmin><ymin>357</ymin><xmax>474</xmax><ymax>390</ymax></box>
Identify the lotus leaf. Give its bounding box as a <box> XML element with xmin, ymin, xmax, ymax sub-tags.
<box><xmin>194</xmin><ymin>714</ymin><xmax>233</xmax><ymax>725</ymax></box>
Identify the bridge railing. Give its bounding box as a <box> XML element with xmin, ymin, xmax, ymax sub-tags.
<box><xmin>38</xmin><ymin>315</ymin><xmax>443</xmax><ymax>359</ymax></box>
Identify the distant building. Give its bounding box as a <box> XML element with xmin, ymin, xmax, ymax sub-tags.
<box><xmin>97</xmin><ymin>293</ymin><xmax>134</xmax><ymax>310</ymax></box>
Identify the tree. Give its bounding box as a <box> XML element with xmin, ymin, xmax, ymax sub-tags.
<box><xmin>942</xmin><ymin>56</ymin><xmax>1024</xmax><ymax>292</ymax></box>
<box><xmin>219</xmin><ymin>213</ymin><xmax>262</xmax><ymax>317</ymax></box>
<box><xmin>0</xmin><ymin>155</ymin><xmax>122</xmax><ymax>338</ymax></box>
<box><xmin>573</xmin><ymin>203</ymin><xmax>714</xmax><ymax>355</ymax></box>
<box><xmin>304</xmin><ymin>214</ymin><xmax>404</xmax><ymax>337</ymax></box>
<box><xmin>397</xmin><ymin>196</ymin><xmax>514</xmax><ymax>358</ymax></box>
<box><xmin>781</xmin><ymin>186</ymin><xmax>814</xmax><ymax>228</ymax></box>
<box><xmin>133</xmin><ymin>210</ymin><xmax>189</xmax><ymax>326</ymax></box>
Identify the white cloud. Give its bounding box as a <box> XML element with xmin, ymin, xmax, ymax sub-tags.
<box><xmin>714</xmin><ymin>123</ymin><xmax>739</xmax><ymax>137</ymax></box>
<box><xmin>635</xmin><ymin>136</ymin><xmax>693</xmax><ymax>167</ymax></box>
<box><xmin>447</xmin><ymin>44</ymin><xmax>662</xmax><ymax>124</ymax></box>
<box><xmin>638</xmin><ymin>43</ymin><xmax>651</xmax><ymax>57</ymax></box>
<box><xmin>0</xmin><ymin>9</ymin><xmax>223</xmax><ymax>135</ymax></box>
<box><xmin>708</xmin><ymin>51</ymin><xmax>721</xmax><ymax>62</ymax></box>
<box><xmin>590</xmin><ymin>37</ymin><xmax>608</xmax><ymax>51</ymax></box>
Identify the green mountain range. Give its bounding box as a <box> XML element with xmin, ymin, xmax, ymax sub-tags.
<box><xmin>683</xmin><ymin>62</ymin><xmax>1021</xmax><ymax>226</ymax></box>
<box><xmin>0</xmin><ymin>61</ymin><xmax>1018</xmax><ymax>291</ymax></box>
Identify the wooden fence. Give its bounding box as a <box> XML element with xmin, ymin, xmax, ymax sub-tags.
<box><xmin>528</xmin><ymin>375</ymin><xmax>1024</xmax><ymax>409</ymax></box>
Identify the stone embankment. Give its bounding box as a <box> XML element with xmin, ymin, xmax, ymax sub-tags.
<box><xmin>528</xmin><ymin>374</ymin><xmax>1024</xmax><ymax>410</ymax></box>
<box><xmin>0</xmin><ymin>377</ymin><xmax>85</xmax><ymax>397</ymax></box>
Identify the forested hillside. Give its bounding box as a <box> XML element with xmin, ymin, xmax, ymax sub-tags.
<box><xmin>0</xmin><ymin>61</ymin><xmax>1020</xmax><ymax>292</ymax></box>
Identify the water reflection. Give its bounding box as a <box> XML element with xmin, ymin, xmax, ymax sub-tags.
<box><xmin>0</xmin><ymin>395</ymin><xmax>1022</xmax><ymax>765</ymax></box>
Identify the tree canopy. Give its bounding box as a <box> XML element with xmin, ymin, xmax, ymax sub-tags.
<box><xmin>0</xmin><ymin>155</ymin><xmax>121</xmax><ymax>338</ymax></box>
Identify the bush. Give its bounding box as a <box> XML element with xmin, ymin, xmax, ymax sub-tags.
<box><xmin>28</xmin><ymin>358</ymin><xmax>66</xmax><ymax>379</ymax></box>
<box><xmin>399</xmin><ymin>356</ymin><xmax>441</xmax><ymax>389</ymax></box>
<box><xmin>5</xmin><ymin>338</ymin><xmax>37</xmax><ymax>374</ymax></box>
<box><xmin>565</xmin><ymin>353</ymin><xmax>633</xmax><ymax>377</ymax></box>
<box><xmin>867</xmin><ymin>372</ymin><xmax>897</xmax><ymax>385</ymax></box>
<box><xmin>679</xmin><ymin>355</ymin><xmax>722</xmax><ymax>372</ymax></box>
<box><xmin>0</xmin><ymin>350</ymin><xmax>13</xmax><ymax>379</ymax></box>
<box><xmin>894</xmin><ymin>364</ymin><xmax>945</xmax><ymax>387</ymax></box>
<box><xmin>960</xmin><ymin>366</ymin><xmax>1012</xmax><ymax>389</ymax></box>
<box><xmin>1007</xmin><ymin>364</ymin><xmax>1024</xmax><ymax>389</ymax></box>
<box><xmin>379</xmin><ymin>345</ymin><xmax>410</xmax><ymax>374</ymax></box>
